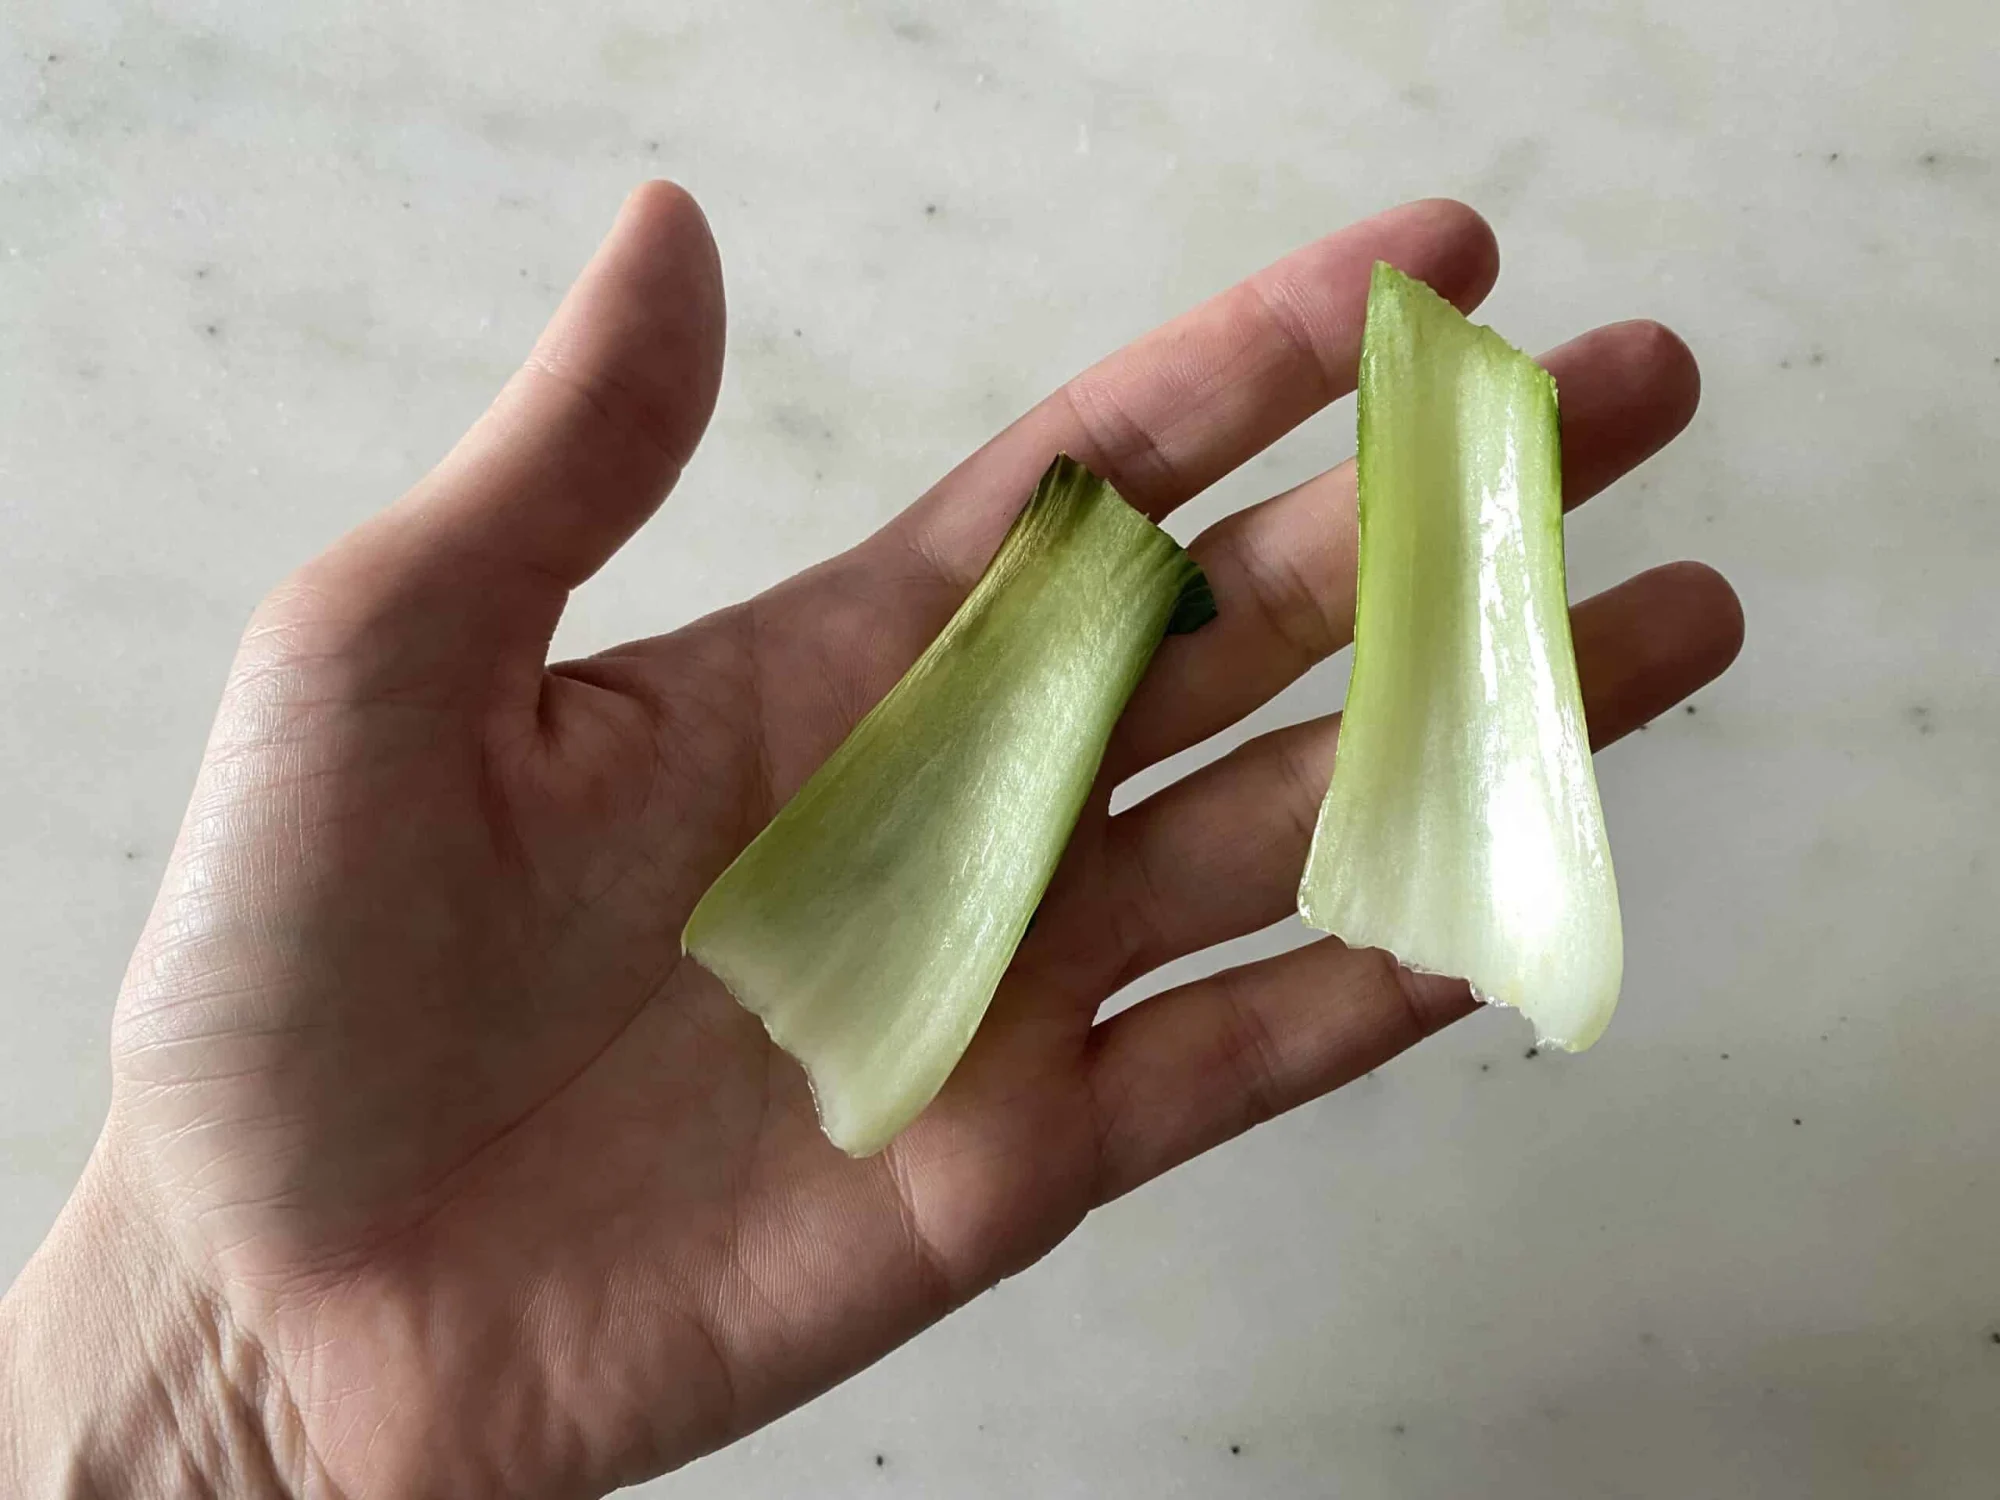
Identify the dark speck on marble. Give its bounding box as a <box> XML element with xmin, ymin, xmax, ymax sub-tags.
<box><xmin>1391</xmin><ymin>1422</ymin><xmax>1407</xmax><ymax>1437</ymax></box>
<box><xmin>203</xmin><ymin>323</ymin><xmax>220</xmax><ymax>338</ymax></box>
<box><xmin>1524</xmin><ymin>1047</ymin><xmax>1539</xmax><ymax>1059</ymax></box>
<box><xmin>873</xmin><ymin>1452</ymin><xmax>885</xmax><ymax>1467</ymax></box>
<box><xmin>1826</xmin><ymin>151</ymin><xmax>1840</xmax><ymax>163</ymax></box>
<box><xmin>1228</xmin><ymin>1443</ymin><xmax>1241</xmax><ymax>1456</ymax></box>
<box><xmin>1910</xmin><ymin>704</ymin><xmax>1934</xmax><ymax>735</ymax></box>
<box><xmin>1685</xmin><ymin>703</ymin><xmax>1698</xmax><ymax>715</ymax></box>
<box><xmin>1793</xmin><ymin>1117</ymin><xmax>1802</xmax><ymax>1126</ymax></box>
<box><xmin>1920</xmin><ymin>151</ymin><xmax>1940</xmax><ymax>167</ymax></box>
<box><xmin>892</xmin><ymin>18</ymin><xmax>936</xmax><ymax>44</ymax></box>
<box><xmin>769</xmin><ymin>403</ymin><xmax>836</xmax><ymax>449</ymax></box>
<box><xmin>924</xmin><ymin>202</ymin><xmax>938</xmax><ymax>217</ymax></box>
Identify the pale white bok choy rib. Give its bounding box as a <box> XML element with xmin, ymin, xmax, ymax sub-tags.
<box><xmin>684</xmin><ymin>456</ymin><xmax>1215</xmax><ymax>1155</ymax></box>
<box><xmin>1298</xmin><ymin>263</ymin><xmax>1622</xmax><ymax>1050</ymax></box>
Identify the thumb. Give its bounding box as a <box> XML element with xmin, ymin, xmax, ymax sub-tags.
<box><xmin>272</xmin><ymin>182</ymin><xmax>727</xmax><ymax>702</ymax></box>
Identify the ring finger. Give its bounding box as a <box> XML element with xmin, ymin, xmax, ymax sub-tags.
<box><xmin>1045</xmin><ymin>561</ymin><xmax>1745</xmax><ymax>998</ymax></box>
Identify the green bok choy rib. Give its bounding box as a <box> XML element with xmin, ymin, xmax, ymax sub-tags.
<box><xmin>1298</xmin><ymin>263</ymin><xmax>1622</xmax><ymax>1050</ymax></box>
<box><xmin>684</xmin><ymin>456</ymin><xmax>1214</xmax><ymax>1155</ymax></box>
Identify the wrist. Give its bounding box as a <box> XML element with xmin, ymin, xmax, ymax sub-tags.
<box><xmin>1</xmin><ymin>1151</ymin><xmax>301</xmax><ymax>1499</ymax></box>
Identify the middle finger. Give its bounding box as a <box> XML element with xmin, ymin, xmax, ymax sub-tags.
<box><xmin>1106</xmin><ymin>318</ymin><xmax>1702</xmax><ymax>782</ymax></box>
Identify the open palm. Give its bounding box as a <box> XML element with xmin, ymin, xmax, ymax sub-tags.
<box><xmin>87</xmin><ymin>184</ymin><xmax>1741</xmax><ymax>1497</ymax></box>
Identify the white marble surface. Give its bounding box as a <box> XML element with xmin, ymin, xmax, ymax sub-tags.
<box><xmin>4</xmin><ymin>0</ymin><xmax>1998</xmax><ymax>1494</ymax></box>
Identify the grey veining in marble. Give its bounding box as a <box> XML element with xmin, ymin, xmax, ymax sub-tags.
<box><xmin>4</xmin><ymin>1</ymin><xmax>1997</xmax><ymax>1495</ymax></box>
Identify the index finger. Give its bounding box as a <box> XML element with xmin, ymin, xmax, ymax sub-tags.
<box><xmin>890</xmin><ymin>198</ymin><xmax>1499</xmax><ymax>583</ymax></box>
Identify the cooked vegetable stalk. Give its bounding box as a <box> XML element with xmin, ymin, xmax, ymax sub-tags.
<box><xmin>1297</xmin><ymin>263</ymin><xmax>1622</xmax><ymax>1050</ymax></box>
<box><xmin>684</xmin><ymin>456</ymin><xmax>1214</xmax><ymax>1155</ymax></box>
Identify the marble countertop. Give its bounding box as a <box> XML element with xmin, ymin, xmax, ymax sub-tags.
<box><xmin>4</xmin><ymin>1</ymin><xmax>1996</xmax><ymax>1494</ymax></box>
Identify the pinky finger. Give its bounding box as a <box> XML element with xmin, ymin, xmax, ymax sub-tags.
<box><xmin>1086</xmin><ymin>937</ymin><xmax>1477</xmax><ymax>1203</ymax></box>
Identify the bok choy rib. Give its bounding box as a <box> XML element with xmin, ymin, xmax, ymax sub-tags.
<box><xmin>1297</xmin><ymin>263</ymin><xmax>1622</xmax><ymax>1050</ymax></box>
<box><xmin>684</xmin><ymin>456</ymin><xmax>1214</xmax><ymax>1155</ymax></box>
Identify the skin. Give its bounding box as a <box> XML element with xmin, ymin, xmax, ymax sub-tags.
<box><xmin>0</xmin><ymin>184</ymin><xmax>1743</xmax><ymax>1498</ymax></box>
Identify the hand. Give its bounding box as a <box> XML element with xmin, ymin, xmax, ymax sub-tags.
<box><xmin>0</xmin><ymin>184</ymin><xmax>1742</xmax><ymax>1497</ymax></box>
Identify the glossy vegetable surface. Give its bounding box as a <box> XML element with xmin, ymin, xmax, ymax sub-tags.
<box><xmin>1298</xmin><ymin>264</ymin><xmax>1622</xmax><ymax>1050</ymax></box>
